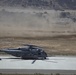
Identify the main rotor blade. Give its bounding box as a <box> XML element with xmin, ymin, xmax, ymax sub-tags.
<box><xmin>0</xmin><ymin>49</ymin><xmax>22</xmax><ymax>52</ymax></box>
<box><xmin>22</xmin><ymin>44</ymin><xmax>43</xmax><ymax>48</ymax></box>
<box><xmin>32</xmin><ymin>60</ymin><xmax>36</xmax><ymax>64</ymax></box>
<box><xmin>0</xmin><ymin>57</ymin><xmax>21</xmax><ymax>59</ymax></box>
<box><xmin>43</xmin><ymin>60</ymin><xmax>57</xmax><ymax>63</ymax></box>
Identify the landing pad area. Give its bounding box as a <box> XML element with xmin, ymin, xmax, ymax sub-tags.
<box><xmin>0</xmin><ymin>55</ymin><xmax>76</xmax><ymax>74</ymax></box>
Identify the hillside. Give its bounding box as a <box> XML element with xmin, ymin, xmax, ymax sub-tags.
<box><xmin>0</xmin><ymin>0</ymin><xmax>76</xmax><ymax>10</ymax></box>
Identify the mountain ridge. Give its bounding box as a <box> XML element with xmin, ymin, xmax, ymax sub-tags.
<box><xmin>0</xmin><ymin>0</ymin><xmax>76</xmax><ymax>10</ymax></box>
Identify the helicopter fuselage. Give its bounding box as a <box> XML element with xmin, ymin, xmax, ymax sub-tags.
<box><xmin>0</xmin><ymin>46</ymin><xmax>47</xmax><ymax>60</ymax></box>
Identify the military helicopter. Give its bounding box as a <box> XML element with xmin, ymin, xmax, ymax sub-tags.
<box><xmin>0</xmin><ymin>44</ymin><xmax>47</xmax><ymax>60</ymax></box>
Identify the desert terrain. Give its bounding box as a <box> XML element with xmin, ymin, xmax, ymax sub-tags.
<box><xmin>0</xmin><ymin>7</ymin><xmax>76</xmax><ymax>56</ymax></box>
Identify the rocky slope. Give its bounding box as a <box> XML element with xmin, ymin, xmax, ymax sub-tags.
<box><xmin>0</xmin><ymin>0</ymin><xmax>76</xmax><ymax>10</ymax></box>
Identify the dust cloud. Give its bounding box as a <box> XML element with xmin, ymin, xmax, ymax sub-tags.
<box><xmin>0</xmin><ymin>7</ymin><xmax>76</xmax><ymax>37</ymax></box>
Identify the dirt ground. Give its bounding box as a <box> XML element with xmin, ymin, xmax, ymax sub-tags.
<box><xmin>0</xmin><ymin>35</ymin><xmax>76</xmax><ymax>56</ymax></box>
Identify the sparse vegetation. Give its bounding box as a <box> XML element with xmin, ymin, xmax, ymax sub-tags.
<box><xmin>60</xmin><ymin>11</ymin><xmax>76</xmax><ymax>22</ymax></box>
<box><xmin>60</xmin><ymin>12</ymin><xmax>70</xmax><ymax>18</ymax></box>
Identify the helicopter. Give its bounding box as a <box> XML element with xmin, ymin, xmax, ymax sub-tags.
<box><xmin>0</xmin><ymin>44</ymin><xmax>47</xmax><ymax>60</ymax></box>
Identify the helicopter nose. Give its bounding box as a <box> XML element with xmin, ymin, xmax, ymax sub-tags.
<box><xmin>42</xmin><ymin>51</ymin><xmax>47</xmax><ymax>55</ymax></box>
